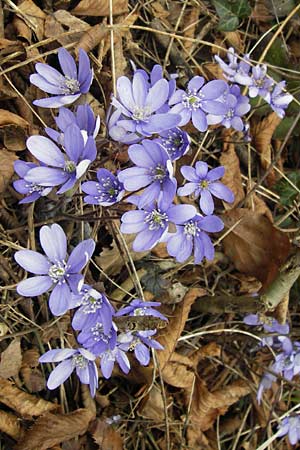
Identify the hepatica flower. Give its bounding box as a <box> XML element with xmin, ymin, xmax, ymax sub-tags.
<box><xmin>178</xmin><ymin>161</ymin><xmax>234</xmax><ymax>215</ymax></box>
<box><xmin>277</xmin><ymin>415</ymin><xmax>300</xmax><ymax>445</ymax></box>
<box><xmin>118</xmin><ymin>140</ymin><xmax>177</xmax><ymax>208</ymax></box>
<box><xmin>13</xmin><ymin>160</ymin><xmax>52</xmax><ymax>204</ymax></box>
<box><xmin>100</xmin><ymin>340</ymin><xmax>131</xmax><ymax>379</ymax></box>
<box><xmin>77</xmin><ymin>319</ymin><xmax>117</xmax><ymax>356</ymax></box>
<box><xmin>157</xmin><ymin>127</ymin><xmax>190</xmax><ymax>161</ymax></box>
<box><xmin>120</xmin><ymin>196</ymin><xmax>196</xmax><ymax>252</ymax></box>
<box><xmin>267</xmin><ymin>81</ymin><xmax>293</xmax><ymax>118</ymax></box>
<box><xmin>30</xmin><ymin>48</ymin><xmax>93</xmax><ymax>108</ymax></box>
<box><xmin>82</xmin><ymin>168</ymin><xmax>125</xmax><ymax>206</ymax></box>
<box><xmin>215</xmin><ymin>47</ymin><xmax>251</xmax><ymax>84</ymax></box>
<box><xmin>115</xmin><ymin>299</ymin><xmax>167</xmax><ymax>322</ymax></box>
<box><xmin>15</xmin><ymin>223</ymin><xmax>95</xmax><ymax>315</ymax></box>
<box><xmin>110</xmin><ymin>71</ymin><xmax>181</xmax><ymax>137</ymax></box>
<box><xmin>39</xmin><ymin>348</ymin><xmax>98</xmax><ymax>397</ymax></box>
<box><xmin>169</xmin><ymin>76</ymin><xmax>229</xmax><ymax>132</ymax></box>
<box><xmin>127</xmin><ymin>330</ymin><xmax>164</xmax><ymax>366</ymax></box>
<box><xmin>46</xmin><ymin>104</ymin><xmax>100</xmax><ymax>144</ymax></box>
<box><xmin>207</xmin><ymin>85</ymin><xmax>250</xmax><ymax>131</ymax></box>
<box><xmin>166</xmin><ymin>214</ymin><xmax>224</xmax><ymax>264</ymax></box>
<box><xmin>24</xmin><ymin>123</ymin><xmax>96</xmax><ymax>194</ymax></box>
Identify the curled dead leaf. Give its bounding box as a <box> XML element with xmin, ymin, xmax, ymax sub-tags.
<box><xmin>44</xmin><ymin>10</ymin><xmax>90</xmax><ymax>46</ymax></box>
<box><xmin>220</xmin><ymin>142</ymin><xmax>245</xmax><ymax>208</ymax></box>
<box><xmin>15</xmin><ymin>409</ymin><xmax>94</xmax><ymax>450</ymax></box>
<box><xmin>89</xmin><ymin>418</ymin><xmax>123</xmax><ymax>450</ymax></box>
<box><xmin>0</xmin><ymin>378</ymin><xmax>57</xmax><ymax>419</ymax></box>
<box><xmin>0</xmin><ymin>149</ymin><xmax>18</xmax><ymax>195</ymax></box>
<box><xmin>252</xmin><ymin>112</ymin><xmax>282</xmax><ymax>186</ymax></box>
<box><xmin>0</xmin><ymin>410</ymin><xmax>22</xmax><ymax>440</ymax></box>
<box><xmin>0</xmin><ymin>339</ymin><xmax>22</xmax><ymax>379</ymax></box>
<box><xmin>222</xmin><ymin>208</ymin><xmax>290</xmax><ymax>287</ymax></box>
<box><xmin>72</xmin><ymin>0</ymin><xmax>128</xmax><ymax>16</ymax></box>
<box><xmin>139</xmin><ymin>385</ymin><xmax>165</xmax><ymax>421</ymax></box>
<box><xmin>161</xmin><ymin>352</ymin><xmax>194</xmax><ymax>388</ymax></box>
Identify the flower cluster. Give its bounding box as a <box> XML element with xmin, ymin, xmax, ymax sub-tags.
<box><xmin>215</xmin><ymin>47</ymin><xmax>293</xmax><ymax>118</ymax></box>
<box><xmin>277</xmin><ymin>415</ymin><xmax>300</xmax><ymax>446</ymax></box>
<box><xmin>15</xmin><ymin>223</ymin><xmax>167</xmax><ymax>396</ymax></box>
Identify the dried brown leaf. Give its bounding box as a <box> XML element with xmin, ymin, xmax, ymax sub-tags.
<box><xmin>44</xmin><ymin>10</ymin><xmax>90</xmax><ymax>46</ymax></box>
<box><xmin>0</xmin><ymin>109</ymin><xmax>29</xmax><ymax>128</ymax></box>
<box><xmin>183</xmin><ymin>6</ymin><xmax>200</xmax><ymax>53</ymax></box>
<box><xmin>15</xmin><ymin>409</ymin><xmax>94</xmax><ymax>450</ymax></box>
<box><xmin>161</xmin><ymin>352</ymin><xmax>194</xmax><ymax>388</ymax></box>
<box><xmin>0</xmin><ymin>410</ymin><xmax>22</xmax><ymax>440</ymax></box>
<box><xmin>220</xmin><ymin>142</ymin><xmax>244</xmax><ymax>208</ymax></box>
<box><xmin>139</xmin><ymin>385</ymin><xmax>165</xmax><ymax>421</ymax></box>
<box><xmin>252</xmin><ymin>112</ymin><xmax>282</xmax><ymax>186</ymax></box>
<box><xmin>20</xmin><ymin>367</ymin><xmax>45</xmax><ymax>393</ymax></box>
<box><xmin>0</xmin><ymin>339</ymin><xmax>22</xmax><ymax>379</ymax></box>
<box><xmin>222</xmin><ymin>208</ymin><xmax>290</xmax><ymax>286</ymax></box>
<box><xmin>0</xmin><ymin>378</ymin><xmax>57</xmax><ymax>419</ymax></box>
<box><xmin>157</xmin><ymin>288</ymin><xmax>206</xmax><ymax>372</ymax></box>
<box><xmin>76</xmin><ymin>23</ymin><xmax>109</xmax><ymax>53</ymax></box>
<box><xmin>0</xmin><ymin>148</ymin><xmax>18</xmax><ymax>195</ymax></box>
<box><xmin>72</xmin><ymin>0</ymin><xmax>128</xmax><ymax>16</ymax></box>
<box><xmin>15</xmin><ymin>0</ymin><xmax>46</xmax><ymax>41</ymax></box>
<box><xmin>90</xmin><ymin>419</ymin><xmax>123</xmax><ymax>450</ymax></box>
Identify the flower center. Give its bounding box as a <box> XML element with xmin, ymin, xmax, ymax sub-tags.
<box><xmin>134</xmin><ymin>307</ymin><xmax>147</xmax><ymax>316</ymax></box>
<box><xmin>26</xmin><ymin>183</ymin><xmax>44</xmax><ymax>194</ymax></box>
<box><xmin>132</xmin><ymin>106</ymin><xmax>151</xmax><ymax>122</ymax></box>
<box><xmin>152</xmin><ymin>164</ymin><xmax>166</xmax><ymax>181</ymax></box>
<box><xmin>145</xmin><ymin>209</ymin><xmax>168</xmax><ymax>231</ymax></box>
<box><xmin>200</xmin><ymin>180</ymin><xmax>209</xmax><ymax>189</ymax></box>
<box><xmin>48</xmin><ymin>262</ymin><xmax>67</xmax><ymax>282</ymax></box>
<box><xmin>184</xmin><ymin>221</ymin><xmax>199</xmax><ymax>237</ymax></box>
<box><xmin>81</xmin><ymin>291</ymin><xmax>103</xmax><ymax>314</ymax></box>
<box><xmin>72</xmin><ymin>354</ymin><xmax>88</xmax><ymax>369</ymax></box>
<box><xmin>225</xmin><ymin>108</ymin><xmax>234</xmax><ymax>119</ymax></box>
<box><xmin>65</xmin><ymin>161</ymin><xmax>76</xmax><ymax>173</ymax></box>
<box><xmin>182</xmin><ymin>91</ymin><xmax>203</xmax><ymax>110</ymax></box>
<box><xmin>62</xmin><ymin>76</ymin><xmax>80</xmax><ymax>94</ymax></box>
<box><xmin>91</xmin><ymin>322</ymin><xmax>111</xmax><ymax>343</ymax></box>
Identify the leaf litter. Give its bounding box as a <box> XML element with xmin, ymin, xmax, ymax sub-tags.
<box><xmin>0</xmin><ymin>0</ymin><xmax>300</xmax><ymax>449</ymax></box>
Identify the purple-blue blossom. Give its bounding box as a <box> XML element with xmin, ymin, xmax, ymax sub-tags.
<box><xmin>243</xmin><ymin>314</ymin><xmax>289</xmax><ymax>348</ymax></box>
<box><xmin>30</xmin><ymin>48</ymin><xmax>93</xmax><ymax>108</ymax></box>
<box><xmin>82</xmin><ymin>169</ymin><xmax>125</xmax><ymax>206</ymax></box>
<box><xmin>126</xmin><ymin>330</ymin><xmax>164</xmax><ymax>366</ymax></box>
<box><xmin>15</xmin><ymin>223</ymin><xmax>95</xmax><ymax>316</ymax></box>
<box><xmin>177</xmin><ymin>161</ymin><xmax>234</xmax><ymax>215</ymax></box>
<box><xmin>109</xmin><ymin>71</ymin><xmax>181</xmax><ymax>139</ymax></box>
<box><xmin>120</xmin><ymin>195</ymin><xmax>197</xmax><ymax>252</ymax></box>
<box><xmin>166</xmin><ymin>214</ymin><xmax>224</xmax><ymax>264</ymax></box>
<box><xmin>69</xmin><ymin>284</ymin><xmax>114</xmax><ymax>334</ymax></box>
<box><xmin>118</xmin><ymin>140</ymin><xmax>177</xmax><ymax>208</ymax></box>
<box><xmin>168</xmin><ymin>76</ymin><xmax>229</xmax><ymax>132</ymax></box>
<box><xmin>207</xmin><ymin>84</ymin><xmax>250</xmax><ymax>131</ymax></box>
<box><xmin>214</xmin><ymin>48</ymin><xmax>251</xmax><ymax>84</ymax></box>
<box><xmin>24</xmin><ymin>123</ymin><xmax>96</xmax><ymax>194</ymax></box>
<box><xmin>115</xmin><ymin>299</ymin><xmax>167</xmax><ymax>322</ymax></box>
<box><xmin>277</xmin><ymin>415</ymin><xmax>300</xmax><ymax>445</ymax></box>
<box><xmin>100</xmin><ymin>338</ymin><xmax>131</xmax><ymax>379</ymax></box>
<box><xmin>156</xmin><ymin>127</ymin><xmax>190</xmax><ymax>161</ymax></box>
<box><xmin>267</xmin><ymin>81</ymin><xmax>293</xmax><ymax>118</ymax></box>
<box><xmin>45</xmin><ymin>104</ymin><xmax>100</xmax><ymax>145</ymax></box>
<box><xmin>77</xmin><ymin>318</ymin><xmax>117</xmax><ymax>356</ymax></box>
<box><xmin>39</xmin><ymin>348</ymin><xmax>98</xmax><ymax>397</ymax></box>
<box><xmin>13</xmin><ymin>160</ymin><xmax>52</xmax><ymax>204</ymax></box>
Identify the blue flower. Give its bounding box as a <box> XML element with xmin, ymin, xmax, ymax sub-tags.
<box><xmin>82</xmin><ymin>168</ymin><xmax>125</xmax><ymax>206</ymax></box>
<box><xmin>77</xmin><ymin>318</ymin><xmax>117</xmax><ymax>356</ymax></box>
<box><xmin>127</xmin><ymin>330</ymin><xmax>164</xmax><ymax>366</ymax></box>
<box><xmin>109</xmin><ymin>71</ymin><xmax>181</xmax><ymax>139</ymax></box>
<box><xmin>100</xmin><ymin>340</ymin><xmax>131</xmax><ymax>379</ymax></box>
<box><xmin>169</xmin><ymin>76</ymin><xmax>229</xmax><ymax>132</ymax></box>
<box><xmin>118</xmin><ymin>140</ymin><xmax>177</xmax><ymax>208</ymax></box>
<box><xmin>177</xmin><ymin>162</ymin><xmax>234</xmax><ymax>215</ymax></box>
<box><xmin>207</xmin><ymin>85</ymin><xmax>250</xmax><ymax>131</ymax></box>
<box><xmin>69</xmin><ymin>284</ymin><xmax>114</xmax><ymax>334</ymax></box>
<box><xmin>166</xmin><ymin>214</ymin><xmax>224</xmax><ymax>264</ymax></box>
<box><xmin>267</xmin><ymin>81</ymin><xmax>293</xmax><ymax>118</ymax></box>
<box><xmin>39</xmin><ymin>348</ymin><xmax>98</xmax><ymax>397</ymax></box>
<box><xmin>156</xmin><ymin>127</ymin><xmax>190</xmax><ymax>161</ymax></box>
<box><xmin>13</xmin><ymin>160</ymin><xmax>52</xmax><ymax>204</ymax></box>
<box><xmin>45</xmin><ymin>104</ymin><xmax>100</xmax><ymax>145</ymax></box>
<box><xmin>277</xmin><ymin>415</ymin><xmax>300</xmax><ymax>445</ymax></box>
<box><xmin>115</xmin><ymin>299</ymin><xmax>167</xmax><ymax>322</ymax></box>
<box><xmin>120</xmin><ymin>195</ymin><xmax>197</xmax><ymax>252</ymax></box>
<box><xmin>30</xmin><ymin>48</ymin><xmax>93</xmax><ymax>108</ymax></box>
<box><xmin>215</xmin><ymin>48</ymin><xmax>251</xmax><ymax>84</ymax></box>
<box><xmin>24</xmin><ymin>123</ymin><xmax>96</xmax><ymax>194</ymax></box>
<box><xmin>15</xmin><ymin>223</ymin><xmax>95</xmax><ymax>316</ymax></box>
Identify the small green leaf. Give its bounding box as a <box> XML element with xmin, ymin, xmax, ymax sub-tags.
<box><xmin>276</xmin><ymin>171</ymin><xmax>300</xmax><ymax>206</ymax></box>
<box><xmin>212</xmin><ymin>0</ymin><xmax>251</xmax><ymax>31</ymax></box>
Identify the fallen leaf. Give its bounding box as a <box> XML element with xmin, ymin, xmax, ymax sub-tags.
<box><xmin>0</xmin><ymin>110</ymin><xmax>29</xmax><ymax>151</ymax></box>
<box><xmin>222</xmin><ymin>208</ymin><xmax>290</xmax><ymax>286</ymax></box>
<box><xmin>220</xmin><ymin>142</ymin><xmax>245</xmax><ymax>208</ymax></box>
<box><xmin>252</xmin><ymin>112</ymin><xmax>282</xmax><ymax>186</ymax></box>
<box><xmin>15</xmin><ymin>0</ymin><xmax>46</xmax><ymax>41</ymax></box>
<box><xmin>0</xmin><ymin>339</ymin><xmax>22</xmax><ymax>378</ymax></box>
<box><xmin>44</xmin><ymin>10</ymin><xmax>90</xmax><ymax>46</ymax></box>
<box><xmin>183</xmin><ymin>6</ymin><xmax>200</xmax><ymax>53</ymax></box>
<box><xmin>0</xmin><ymin>410</ymin><xmax>22</xmax><ymax>440</ymax></box>
<box><xmin>0</xmin><ymin>148</ymin><xmax>18</xmax><ymax>195</ymax></box>
<box><xmin>15</xmin><ymin>409</ymin><xmax>94</xmax><ymax>450</ymax></box>
<box><xmin>161</xmin><ymin>352</ymin><xmax>195</xmax><ymax>388</ymax></box>
<box><xmin>72</xmin><ymin>0</ymin><xmax>128</xmax><ymax>16</ymax></box>
<box><xmin>0</xmin><ymin>109</ymin><xmax>29</xmax><ymax>128</ymax></box>
<box><xmin>139</xmin><ymin>385</ymin><xmax>165</xmax><ymax>421</ymax></box>
<box><xmin>89</xmin><ymin>418</ymin><xmax>123</xmax><ymax>450</ymax></box>
<box><xmin>156</xmin><ymin>288</ymin><xmax>206</xmax><ymax>372</ymax></box>
<box><xmin>0</xmin><ymin>378</ymin><xmax>57</xmax><ymax>419</ymax></box>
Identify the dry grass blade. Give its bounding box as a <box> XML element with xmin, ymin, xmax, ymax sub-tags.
<box><xmin>15</xmin><ymin>408</ymin><xmax>94</xmax><ymax>450</ymax></box>
<box><xmin>0</xmin><ymin>378</ymin><xmax>57</xmax><ymax>418</ymax></box>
